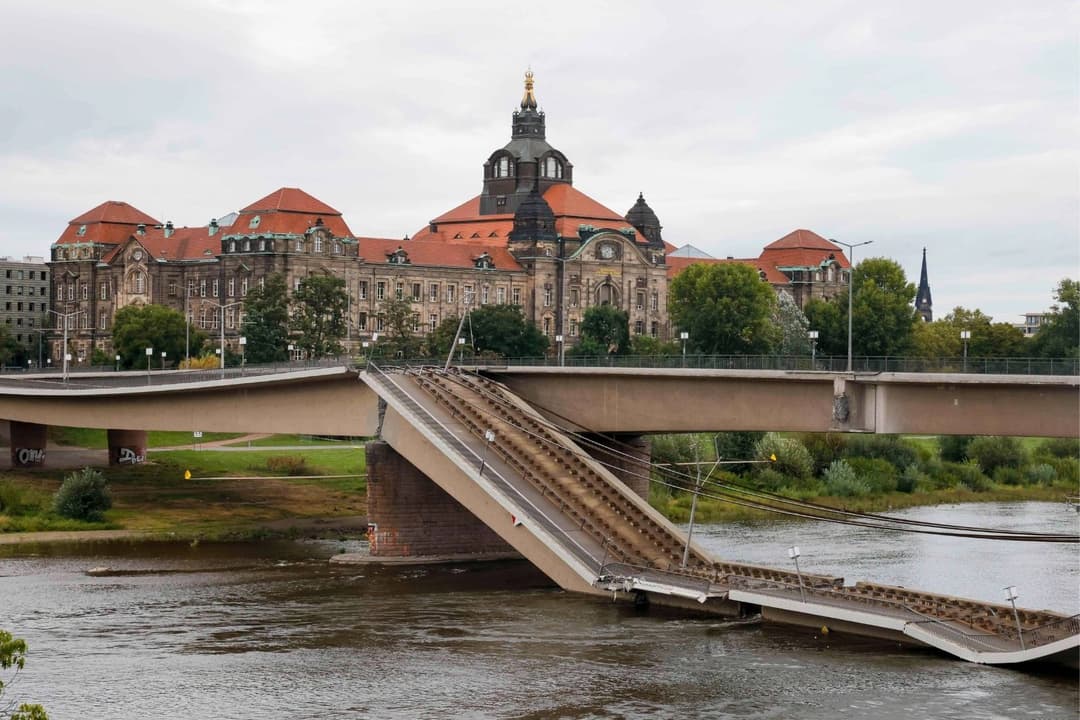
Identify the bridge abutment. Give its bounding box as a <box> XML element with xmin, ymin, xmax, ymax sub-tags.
<box><xmin>107</xmin><ymin>429</ymin><xmax>148</xmax><ymax>466</ymax></box>
<box><xmin>10</xmin><ymin>421</ymin><xmax>47</xmax><ymax>468</ymax></box>
<box><xmin>580</xmin><ymin>433</ymin><xmax>651</xmax><ymax>499</ymax></box>
<box><xmin>365</xmin><ymin>440</ymin><xmax>515</xmax><ymax>559</ymax></box>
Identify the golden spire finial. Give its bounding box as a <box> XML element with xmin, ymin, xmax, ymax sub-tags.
<box><xmin>521</xmin><ymin>69</ymin><xmax>537</xmax><ymax>110</ymax></box>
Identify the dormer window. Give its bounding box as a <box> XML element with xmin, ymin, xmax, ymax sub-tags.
<box><xmin>258</xmin><ymin>239</ymin><xmax>266</xmax><ymax>252</ymax></box>
<box><xmin>249</xmin><ymin>215</ymin><xmax>261</xmax><ymax>229</ymax></box>
<box><xmin>332</xmin><ymin>241</ymin><xmax>341</xmax><ymax>255</ymax></box>
<box><xmin>228</xmin><ymin>240</ymin><xmax>236</xmax><ymax>253</ymax></box>
<box><xmin>387</xmin><ymin>247</ymin><xmax>410</xmax><ymax>265</ymax></box>
<box><xmin>295</xmin><ymin>237</ymin><xmax>304</xmax><ymax>252</ymax></box>
<box><xmin>474</xmin><ymin>253</ymin><xmax>495</xmax><ymax>270</ymax></box>
<box><xmin>494</xmin><ymin>156</ymin><xmax>513</xmax><ymax>178</ymax></box>
<box><xmin>242</xmin><ymin>239</ymin><xmax>251</xmax><ymax>252</ymax></box>
<box><xmin>542</xmin><ymin>157</ymin><xmax>563</xmax><ymax>179</ymax></box>
<box><xmin>313</xmin><ymin>236</ymin><xmax>323</xmax><ymax>253</ymax></box>
<box><xmin>77</xmin><ymin>224</ymin><xmax>87</xmax><ymax>236</ymax></box>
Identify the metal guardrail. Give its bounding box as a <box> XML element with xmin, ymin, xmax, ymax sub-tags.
<box><xmin>0</xmin><ymin>358</ymin><xmax>355</xmax><ymax>388</ymax></box>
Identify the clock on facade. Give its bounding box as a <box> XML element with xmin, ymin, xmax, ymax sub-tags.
<box><xmin>132</xmin><ymin>250</ymin><xmax>143</xmax><ymax>261</ymax></box>
<box><xmin>599</xmin><ymin>244</ymin><xmax>615</xmax><ymax>259</ymax></box>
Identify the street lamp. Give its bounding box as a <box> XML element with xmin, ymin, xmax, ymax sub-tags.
<box><xmin>238</xmin><ymin>336</ymin><xmax>247</xmax><ymax>375</ymax></box>
<box><xmin>555</xmin><ymin>334</ymin><xmax>564</xmax><ymax>367</ymax></box>
<box><xmin>478</xmin><ymin>428</ymin><xmax>496</xmax><ymax>476</ymax></box>
<box><xmin>48</xmin><ymin>308</ymin><xmax>84</xmax><ymax>384</ymax></box>
<box><xmin>287</xmin><ymin>343</ymin><xmax>294</xmax><ymax>363</ymax></box>
<box><xmin>202</xmin><ymin>300</ymin><xmax>244</xmax><ymax>375</ymax></box>
<box><xmin>115</xmin><ymin>354</ymin><xmax>121</xmax><ymax>372</ymax></box>
<box><xmin>160</xmin><ymin>350</ymin><xmax>167</xmax><ymax>371</ymax></box>
<box><xmin>960</xmin><ymin>330</ymin><xmax>971</xmax><ymax>372</ymax></box>
<box><xmin>681</xmin><ymin>433</ymin><xmax>724</xmax><ymax>569</ymax></box>
<box><xmin>457</xmin><ymin>336</ymin><xmax>466</xmax><ymax>364</ymax></box>
<box><xmin>1004</xmin><ymin>585</ymin><xmax>1025</xmax><ymax>650</ymax></box>
<box><xmin>830</xmin><ymin>239</ymin><xmax>873</xmax><ymax>373</ymax></box>
<box><xmin>788</xmin><ymin>546</ymin><xmax>807</xmax><ymax>603</ymax></box>
<box><xmin>808</xmin><ymin>330</ymin><xmax>819</xmax><ymax>368</ymax></box>
<box><xmin>145</xmin><ymin>347</ymin><xmax>153</xmax><ymax>384</ymax></box>
<box><xmin>680</xmin><ymin>331</ymin><xmax>689</xmax><ymax>367</ymax></box>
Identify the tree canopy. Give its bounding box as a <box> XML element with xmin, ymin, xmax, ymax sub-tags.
<box><xmin>291</xmin><ymin>274</ymin><xmax>348</xmax><ymax>358</ymax></box>
<box><xmin>669</xmin><ymin>263</ymin><xmax>777</xmax><ymax>354</ymax></box>
<box><xmin>377</xmin><ymin>297</ymin><xmax>424</xmax><ymax>359</ymax></box>
<box><xmin>1031</xmin><ymin>279</ymin><xmax>1079</xmax><ymax>358</ymax></box>
<box><xmin>242</xmin><ymin>273</ymin><xmax>290</xmax><ymax>363</ymax></box>
<box><xmin>772</xmin><ymin>290</ymin><xmax>812</xmax><ymax>356</ymax></box>
<box><xmin>112</xmin><ymin>304</ymin><xmax>198</xmax><ymax>369</ymax></box>
<box><xmin>468</xmin><ymin>304</ymin><xmax>548</xmax><ymax>358</ymax></box>
<box><xmin>911</xmin><ymin>307</ymin><xmax>1026</xmax><ymax>359</ymax></box>
<box><xmin>573</xmin><ymin>305</ymin><xmax>631</xmax><ymax>356</ymax></box>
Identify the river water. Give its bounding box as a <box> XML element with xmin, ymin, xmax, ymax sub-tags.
<box><xmin>1</xmin><ymin>502</ymin><xmax>1076</xmax><ymax>719</ymax></box>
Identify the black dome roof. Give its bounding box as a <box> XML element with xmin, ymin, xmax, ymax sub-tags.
<box><xmin>625</xmin><ymin>192</ymin><xmax>662</xmax><ymax>245</ymax></box>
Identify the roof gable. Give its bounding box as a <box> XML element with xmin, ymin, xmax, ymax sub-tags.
<box><xmin>764</xmin><ymin>229</ymin><xmax>838</xmax><ymax>251</ymax></box>
<box><xmin>69</xmin><ymin>200</ymin><xmax>160</xmax><ymax>227</ymax></box>
<box><xmin>240</xmin><ymin>187</ymin><xmax>341</xmax><ymax>216</ymax></box>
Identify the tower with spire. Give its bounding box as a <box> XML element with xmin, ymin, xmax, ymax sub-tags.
<box><xmin>479</xmin><ymin>71</ymin><xmax>573</xmax><ymax>215</ymax></box>
<box><xmin>915</xmin><ymin>247</ymin><xmax>933</xmax><ymax>322</ymax></box>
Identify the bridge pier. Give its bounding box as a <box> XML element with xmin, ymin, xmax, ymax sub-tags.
<box><xmin>580</xmin><ymin>433</ymin><xmax>651</xmax><ymax>499</ymax></box>
<box><xmin>107</xmin><ymin>429</ymin><xmax>148</xmax><ymax>466</ymax></box>
<box><xmin>365</xmin><ymin>440</ymin><xmax>515</xmax><ymax>559</ymax></box>
<box><xmin>10</xmin><ymin>421</ymin><xmax>47</xmax><ymax>468</ymax></box>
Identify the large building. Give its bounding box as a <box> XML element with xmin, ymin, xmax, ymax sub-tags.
<box><xmin>46</xmin><ymin>73</ymin><xmax>852</xmax><ymax>364</ymax></box>
<box><xmin>0</xmin><ymin>256</ymin><xmax>49</xmax><ymax>365</ymax></box>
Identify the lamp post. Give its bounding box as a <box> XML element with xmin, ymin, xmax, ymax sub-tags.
<box><xmin>1004</xmin><ymin>586</ymin><xmax>1025</xmax><ymax>650</ymax></box>
<box><xmin>681</xmin><ymin>433</ymin><xmax>724</xmax><ymax>569</ymax></box>
<box><xmin>680</xmin><ymin>331</ymin><xmax>689</xmax><ymax>368</ymax></box>
<box><xmin>48</xmin><ymin>308</ymin><xmax>84</xmax><ymax>384</ymax></box>
<box><xmin>145</xmin><ymin>346</ymin><xmax>153</xmax><ymax>384</ymax></box>
<box><xmin>457</xmin><ymin>336</ymin><xmax>466</xmax><ymax>364</ymax></box>
<box><xmin>287</xmin><ymin>343</ymin><xmax>294</xmax><ymax>363</ymax></box>
<box><xmin>115</xmin><ymin>354</ymin><xmax>121</xmax><ymax>372</ymax></box>
<box><xmin>160</xmin><ymin>350</ymin><xmax>167</xmax><ymax>371</ymax></box>
<box><xmin>478</xmin><ymin>428</ymin><xmax>496</xmax><ymax>476</ymax></box>
<box><xmin>788</xmin><ymin>546</ymin><xmax>807</xmax><ymax>603</ymax></box>
<box><xmin>960</xmin><ymin>330</ymin><xmax>971</xmax><ymax>372</ymax></box>
<box><xmin>830</xmin><ymin>239</ymin><xmax>873</xmax><ymax>373</ymax></box>
<box><xmin>555</xmin><ymin>334</ymin><xmax>564</xmax><ymax>367</ymax></box>
<box><xmin>808</xmin><ymin>330</ymin><xmax>819</xmax><ymax>368</ymax></box>
<box><xmin>238</xmin><ymin>336</ymin><xmax>246</xmax><ymax>375</ymax></box>
<box><xmin>202</xmin><ymin>300</ymin><xmax>244</xmax><ymax>376</ymax></box>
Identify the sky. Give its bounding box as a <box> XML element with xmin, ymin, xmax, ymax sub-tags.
<box><xmin>0</xmin><ymin>0</ymin><xmax>1076</xmax><ymax>322</ymax></box>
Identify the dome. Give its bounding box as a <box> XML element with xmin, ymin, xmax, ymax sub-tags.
<box><xmin>625</xmin><ymin>192</ymin><xmax>662</xmax><ymax>245</ymax></box>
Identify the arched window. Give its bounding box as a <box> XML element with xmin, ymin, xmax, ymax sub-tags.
<box><xmin>132</xmin><ymin>272</ymin><xmax>145</xmax><ymax>294</ymax></box>
<box><xmin>495</xmin><ymin>156</ymin><xmax>512</xmax><ymax>178</ymax></box>
<box><xmin>314</xmin><ymin>236</ymin><xmax>323</xmax><ymax>253</ymax></box>
<box><xmin>227</xmin><ymin>241</ymin><xmax>236</xmax><ymax>253</ymax></box>
<box><xmin>242</xmin><ymin>239</ymin><xmax>251</xmax><ymax>252</ymax></box>
<box><xmin>332</xmin><ymin>241</ymin><xmax>341</xmax><ymax>255</ymax></box>
<box><xmin>258</xmin><ymin>239</ymin><xmax>266</xmax><ymax>252</ymax></box>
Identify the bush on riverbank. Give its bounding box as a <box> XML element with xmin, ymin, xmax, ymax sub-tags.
<box><xmin>53</xmin><ymin>467</ymin><xmax>112</xmax><ymax>521</ymax></box>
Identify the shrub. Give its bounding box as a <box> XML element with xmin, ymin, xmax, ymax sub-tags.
<box><xmin>713</xmin><ymin>432</ymin><xmax>765</xmax><ymax>472</ymax></box>
<box><xmin>844</xmin><ymin>456</ymin><xmax>899</xmax><ymax>494</ymax></box>
<box><xmin>992</xmin><ymin>467</ymin><xmax>1025</xmax><ymax>486</ymax></box>
<box><xmin>1044</xmin><ymin>457</ymin><xmax>1079</xmax><ymax>485</ymax></box>
<box><xmin>798</xmin><ymin>433</ymin><xmax>847</xmax><ymax>475</ymax></box>
<box><xmin>52</xmin><ymin>467</ymin><xmax>112</xmax><ymax>521</ymax></box>
<box><xmin>751</xmin><ymin>467</ymin><xmax>792</xmax><ymax>493</ymax></box>
<box><xmin>1036</xmin><ymin>437</ymin><xmax>1080</xmax><ymax>460</ymax></box>
<box><xmin>954</xmin><ymin>460</ymin><xmax>991</xmax><ymax>492</ymax></box>
<box><xmin>1024</xmin><ymin>463</ymin><xmax>1057</xmax><ymax>485</ymax></box>
<box><xmin>844</xmin><ymin>434</ymin><xmax>918</xmax><ymax>471</ymax></box>
<box><xmin>265</xmin><ymin>455</ymin><xmax>308</xmax><ymax>476</ymax></box>
<box><xmin>0</xmin><ymin>481</ymin><xmax>30</xmax><ymax>515</ymax></box>
<box><xmin>939</xmin><ymin>435</ymin><xmax>973</xmax><ymax>462</ymax></box>
<box><xmin>966</xmin><ymin>436</ymin><xmax>1028</xmax><ymax>476</ymax></box>
<box><xmin>897</xmin><ymin>464</ymin><xmax>925</xmax><ymax>493</ymax></box>
<box><xmin>822</xmin><ymin>459</ymin><xmax>871</xmax><ymax>497</ymax></box>
<box><xmin>754</xmin><ymin>433</ymin><xmax>814</xmax><ymax>479</ymax></box>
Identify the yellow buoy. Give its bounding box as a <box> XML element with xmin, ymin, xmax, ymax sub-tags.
<box><xmin>184</xmin><ymin>469</ymin><xmax>192</xmax><ymax>480</ymax></box>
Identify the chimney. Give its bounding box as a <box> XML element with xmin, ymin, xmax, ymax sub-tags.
<box><xmin>429</xmin><ymin>222</ymin><xmax>438</xmax><ymax>233</ymax></box>
<box><xmin>164</xmin><ymin>221</ymin><xmax>174</xmax><ymax>238</ymax></box>
<box><xmin>209</xmin><ymin>219</ymin><xmax>219</xmax><ymax>237</ymax></box>
<box><xmin>136</xmin><ymin>224</ymin><xmax>146</xmax><ymax>236</ymax></box>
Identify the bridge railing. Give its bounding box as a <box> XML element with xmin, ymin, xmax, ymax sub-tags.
<box><xmin>489</xmin><ymin>354</ymin><xmax>1080</xmax><ymax>375</ymax></box>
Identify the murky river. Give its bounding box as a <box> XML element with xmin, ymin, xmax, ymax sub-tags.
<box><xmin>1</xmin><ymin>502</ymin><xmax>1076</xmax><ymax>719</ymax></box>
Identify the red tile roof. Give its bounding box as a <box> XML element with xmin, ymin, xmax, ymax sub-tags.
<box><xmin>760</xmin><ymin>230</ymin><xmax>849</xmax><ymax>269</ymax></box>
<box><xmin>241</xmin><ymin>187</ymin><xmax>341</xmax><ymax>215</ymax></box>
<box><xmin>69</xmin><ymin>200</ymin><xmax>160</xmax><ymax>227</ymax></box>
<box><xmin>227</xmin><ymin>212</ymin><xmax>354</xmax><ymax>239</ymax></box>
<box><xmin>666</xmin><ymin>255</ymin><xmax>790</xmax><ymax>284</ymax></box>
<box><xmin>55</xmin><ymin>222</ymin><xmax>144</xmax><ymax>246</ymax></box>
<box><xmin>359</xmin><ymin>237</ymin><xmax>523</xmax><ymax>271</ymax></box>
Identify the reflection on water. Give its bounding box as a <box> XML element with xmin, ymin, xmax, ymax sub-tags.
<box><xmin>1</xmin><ymin>503</ymin><xmax>1076</xmax><ymax>719</ymax></box>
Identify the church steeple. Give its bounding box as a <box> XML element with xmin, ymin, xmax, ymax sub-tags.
<box><xmin>915</xmin><ymin>247</ymin><xmax>933</xmax><ymax>322</ymax></box>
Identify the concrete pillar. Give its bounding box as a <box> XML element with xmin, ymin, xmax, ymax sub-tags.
<box><xmin>107</xmin><ymin>429</ymin><xmax>148</xmax><ymax>466</ymax></box>
<box><xmin>365</xmin><ymin>440</ymin><xmax>514</xmax><ymax>558</ymax></box>
<box><xmin>581</xmin><ymin>433</ymin><xmax>652</xmax><ymax>499</ymax></box>
<box><xmin>10</xmin><ymin>421</ymin><xmax>47</xmax><ymax>468</ymax></box>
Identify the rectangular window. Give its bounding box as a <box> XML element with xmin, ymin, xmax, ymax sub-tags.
<box><xmin>411</xmin><ymin>282</ymin><xmax>421</xmax><ymax>301</ymax></box>
<box><xmin>376</xmin><ymin>281</ymin><xmax>386</xmax><ymax>300</ymax></box>
<box><xmin>81</xmin><ymin>284</ymin><xmax>88</xmax><ymax>300</ymax></box>
<box><xmin>228</xmin><ymin>277</ymin><xmax>235</xmax><ymax>297</ymax></box>
<box><xmin>27</xmin><ymin>302</ymin><xmax>33</xmax><ymax>311</ymax></box>
<box><xmin>570</xmin><ymin>288</ymin><xmax>579</xmax><ymax>307</ymax></box>
<box><xmin>376</xmin><ymin>315</ymin><xmax>385</xmax><ymax>332</ymax></box>
<box><xmin>481</xmin><ymin>285</ymin><xmax>489</xmax><ymax>304</ymax></box>
<box><xmin>199</xmin><ymin>309</ymin><xmax>207</xmax><ymax>329</ymax></box>
<box><xmin>167</xmin><ymin>282</ymin><xmax>176</xmax><ymax>297</ymax></box>
<box><xmin>512</xmin><ymin>287</ymin><xmax>521</xmax><ymax>305</ymax></box>
<box><xmin>358</xmin><ymin>312</ymin><xmax>367</xmax><ymax>330</ymax></box>
<box><xmin>636</xmin><ymin>292</ymin><xmax>644</xmax><ymax>310</ymax></box>
<box><xmin>464</xmin><ymin>284</ymin><xmax>473</xmax><ymax>303</ymax></box>
<box><xmin>634</xmin><ymin>320</ymin><xmax>644</xmax><ymax>335</ymax></box>
<box><xmin>241</xmin><ymin>278</ymin><xmax>248</xmax><ymax>296</ymax></box>
<box><xmin>395</xmin><ymin>282</ymin><xmax>403</xmax><ymax>300</ymax></box>
<box><xmin>651</xmin><ymin>292</ymin><xmax>658</xmax><ymax>311</ymax></box>
<box><xmin>314</xmin><ymin>236</ymin><xmax>323</xmax><ymax>253</ymax></box>
<box><xmin>650</xmin><ymin>321</ymin><xmax>658</xmax><ymax>338</ymax></box>
<box><xmin>212</xmin><ymin>279</ymin><xmax>219</xmax><ymax>297</ymax></box>
<box><xmin>411</xmin><ymin>313</ymin><xmax>420</xmax><ymax>332</ymax></box>
<box><xmin>359</xmin><ymin>281</ymin><xmax>368</xmax><ymax>300</ymax></box>
<box><xmin>429</xmin><ymin>313</ymin><xmax>437</xmax><ymax>331</ymax></box>
<box><xmin>429</xmin><ymin>284</ymin><xmax>439</xmax><ymax>302</ymax></box>
<box><xmin>294</xmin><ymin>277</ymin><xmax>301</xmax><ymax>292</ymax></box>
<box><xmin>199</xmin><ymin>279</ymin><xmax>206</xmax><ymax>297</ymax></box>
<box><xmin>226</xmin><ymin>308</ymin><xmax>234</xmax><ymax>329</ymax></box>
<box><xmin>295</xmin><ymin>237</ymin><xmax>304</xmax><ymax>252</ymax></box>
<box><xmin>99</xmin><ymin>311</ymin><xmax>107</xmax><ymax>329</ymax></box>
<box><xmin>187</xmin><ymin>279</ymin><xmax>195</xmax><ymax>297</ymax></box>
<box><xmin>67</xmin><ymin>284</ymin><xmax>74</xmax><ymax>301</ymax></box>
<box><xmin>543</xmin><ymin>316</ymin><xmax>551</xmax><ymax>335</ymax></box>
<box><xmin>496</xmin><ymin>287</ymin><xmax>506</xmax><ymax>304</ymax></box>
<box><xmin>543</xmin><ymin>288</ymin><xmax>553</xmax><ymax>307</ymax></box>
<box><xmin>446</xmin><ymin>285</ymin><xmax>456</xmax><ymax>304</ymax></box>
<box><xmin>570</xmin><ymin>320</ymin><xmax>578</xmax><ymax>337</ymax></box>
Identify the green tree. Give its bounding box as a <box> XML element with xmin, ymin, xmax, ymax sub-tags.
<box><xmin>1</xmin><ymin>630</ymin><xmax>48</xmax><ymax>719</ymax></box>
<box><xmin>243</xmin><ymin>273</ymin><xmax>290</xmax><ymax>363</ymax></box>
<box><xmin>911</xmin><ymin>307</ymin><xmax>1026</xmax><ymax>359</ymax></box>
<box><xmin>112</xmin><ymin>304</ymin><xmax>197</xmax><ymax>369</ymax></box>
<box><xmin>1032</xmin><ymin>279</ymin><xmax>1079</xmax><ymax>358</ymax></box>
<box><xmin>427</xmin><ymin>315</ymin><xmax>463</xmax><ymax>360</ymax></box>
<box><xmin>573</xmin><ymin>305</ymin><xmax>631</xmax><ymax>356</ymax></box>
<box><xmin>670</xmin><ymin>263</ymin><xmax>778</xmax><ymax>354</ymax></box>
<box><xmin>469</xmin><ymin>304</ymin><xmax>548</xmax><ymax>358</ymax></box>
<box><xmin>291</xmin><ymin>274</ymin><xmax>348</xmax><ymax>358</ymax></box>
<box><xmin>806</xmin><ymin>258</ymin><xmax>917</xmax><ymax>357</ymax></box>
<box><xmin>378</xmin><ymin>297</ymin><xmax>424</xmax><ymax>359</ymax></box>
<box><xmin>629</xmin><ymin>334</ymin><xmax>679</xmax><ymax>356</ymax></box>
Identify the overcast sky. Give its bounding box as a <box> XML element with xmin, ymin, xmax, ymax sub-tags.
<box><xmin>1</xmin><ymin>0</ymin><xmax>1076</xmax><ymax>322</ymax></box>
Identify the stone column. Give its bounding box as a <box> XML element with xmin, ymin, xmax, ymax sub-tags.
<box><xmin>365</xmin><ymin>440</ymin><xmax>513</xmax><ymax>558</ymax></box>
<box><xmin>10</xmin><ymin>421</ymin><xmax>47</xmax><ymax>468</ymax></box>
<box><xmin>581</xmin><ymin>433</ymin><xmax>652</xmax><ymax>499</ymax></box>
<box><xmin>107</xmin><ymin>429</ymin><xmax>148</xmax><ymax>466</ymax></box>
